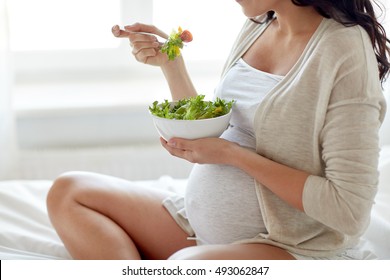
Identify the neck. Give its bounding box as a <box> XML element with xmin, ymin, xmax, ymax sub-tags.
<box><xmin>272</xmin><ymin>4</ymin><xmax>324</xmax><ymax>37</ymax></box>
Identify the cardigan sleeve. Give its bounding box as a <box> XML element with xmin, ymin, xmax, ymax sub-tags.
<box><xmin>302</xmin><ymin>27</ymin><xmax>387</xmax><ymax>236</ymax></box>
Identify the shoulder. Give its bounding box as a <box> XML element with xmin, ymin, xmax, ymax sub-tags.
<box><xmin>316</xmin><ymin>18</ymin><xmax>375</xmax><ymax>63</ymax></box>
<box><xmin>310</xmin><ymin>18</ymin><xmax>380</xmax><ymax>88</ymax></box>
<box><xmin>311</xmin><ymin>19</ymin><xmax>384</xmax><ymax>119</ymax></box>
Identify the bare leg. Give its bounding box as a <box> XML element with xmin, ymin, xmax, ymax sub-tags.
<box><xmin>169</xmin><ymin>244</ymin><xmax>296</xmax><ymax>260</ymax></box>
<box><xmin>46</xmin><ymin>171</ymin><xmax>195</xmax><ymax>259</ymax></box>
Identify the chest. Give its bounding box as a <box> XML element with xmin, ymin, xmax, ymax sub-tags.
<box><xmin>242</xmin><ymin>24</ymin><xmax>315</xmax><ymax>76</ymax></box>
<box><xmin>214</xmin><ymin>58</ymin><xmax>283</xmax><ymax>135</ymax></box>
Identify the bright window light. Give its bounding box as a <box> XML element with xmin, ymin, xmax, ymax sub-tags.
<box><xmin>153</xmin><ymin>0</ymin><xmax>246</xmax><ymax>60</ymax></box>
<box><xmin>8</xmin><ymin>0</ymin><xmax>121</xmax><ymax>51</ymax></box>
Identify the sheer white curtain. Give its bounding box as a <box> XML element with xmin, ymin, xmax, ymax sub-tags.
<box><xmin>379</xmin><ymin>0</ymin><xmax>390</xmax><ymax>146</ymax></box>
<box><xmin>0</xmin><ymin>0</ymin><xmax>17</xmax><ymax>179</ymax></box>
<box><xmin>381</xmin><ymin>80</ymin><xmax>390</xmax><ymax>146</ymax></box>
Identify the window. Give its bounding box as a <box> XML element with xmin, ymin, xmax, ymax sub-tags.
<box><xmin>153</xmin><ymin>0</ymin><xmax>245</xmax><ymax>61</ymax></box>
<box><xmin>8</xmin><ymin>0</ymin><xmax>245</xmax><ymax>77</ymax></box>
<box><xmin>8</xmin><ymin>0</ymin><xmax>153</xmax><ymax>75</ymax></box>
<box><xmin>8</xmin><ymin>0</ymin><xmax>390</xmax><ymax>79</ymax></box>
<box><xmin>8</xmin><ymin>0</ymin><xmax>120</xmax><ymax>51</ymax></box>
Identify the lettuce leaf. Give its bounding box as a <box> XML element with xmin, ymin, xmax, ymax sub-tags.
<box><xmin>149</xmin><ymin>95</ymin><xmax>234</xmax><ymax>120</ymax></box>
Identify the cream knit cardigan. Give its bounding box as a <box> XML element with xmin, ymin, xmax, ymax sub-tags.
<box><xmin>224</xmin><ymin>16</ymin><xmax>387</xmax><ymax>257</ymax></box>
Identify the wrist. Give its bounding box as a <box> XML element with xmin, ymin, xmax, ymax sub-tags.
<box><xmin>160</xmin><ymin>55</ymin><xmax>197</xmax><ymax>100</ymax></box>
<box><xmin>223</xmin><ymin>141</ymin><xmax>246</xmax><ymax>166</ymax></box>
<box><xmin>161</xmin><ymin>55</ymin><xmax>184</xmax><ymax>75</ymax></box>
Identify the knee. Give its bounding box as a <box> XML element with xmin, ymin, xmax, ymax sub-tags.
<box><xmin>46</xmin><ymin>171</ymin><xmax>85</xmax><ymax>217</ymax></box>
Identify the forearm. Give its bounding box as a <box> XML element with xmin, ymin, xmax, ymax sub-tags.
<box><xmin>228</xmin><ymin>144</ymin><xmax>309</xmax><ymax>211</ymax></box>
<box><xmin>161</xmin><ymin>56</ymin><xmax>197</xmax><ymax>101</ymax></box>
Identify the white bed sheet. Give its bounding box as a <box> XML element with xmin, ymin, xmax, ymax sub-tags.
<box><xmin>0</xmin><ymin>148</ymin><xmax>389</xmax><ymax>260</ymax></box>
<box><xmin>0</xmin><ymin>176</ymin><xmax>186</xmax><ymax>260</ymax></box>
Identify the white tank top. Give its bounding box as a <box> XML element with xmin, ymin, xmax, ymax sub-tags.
<box><xmin>185</xmin><ymin>58</ymin><xmax>283</xmax><ymax>245</ymax></box>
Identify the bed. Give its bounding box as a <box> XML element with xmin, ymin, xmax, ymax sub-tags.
<box><xmin>1</xmin><ymin>147</ymin><xmax>389</xmax><ymax>260</ymax></box>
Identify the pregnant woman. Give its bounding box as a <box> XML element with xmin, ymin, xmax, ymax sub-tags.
<box><xmin>47</xmin><ymin>0</ymin><xmax>389</xmax><ymax>260</ymax></box>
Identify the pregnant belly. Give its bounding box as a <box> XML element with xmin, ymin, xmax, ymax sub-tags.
<box><xmin>185</xmin><ymin>163</ymin><xmax>266</xmax><ymax>245</ymax></box>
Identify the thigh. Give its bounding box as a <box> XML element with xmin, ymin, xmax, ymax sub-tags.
<box><xmin>169</xmin><ymin>243</ymin><xmax>296</xmax><ymax>260</ymax></box>
<box><xmin>58</xmin><ymin>171</ymin><xmax>196</xmax><ymax>259</ymax></box>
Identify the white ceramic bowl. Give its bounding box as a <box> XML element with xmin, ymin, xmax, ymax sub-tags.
<box><xmin>150</xmin><ymin>109</ymin><xmax>232</xmax><ymax>140</ymax></box>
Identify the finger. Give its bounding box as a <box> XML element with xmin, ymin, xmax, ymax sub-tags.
<box><xmin>133</xmin><ymin>47</ymin><xmax>158</xmax><ymax>63</ymax></box>
<box><xmin>129</xmin><ymin>32</ymin><xmax>160</xmax><ymax>44</ymax></box>
<box><xmin>132</xmin><ymin>41</ymin><xmax>160</xmax><ymax>55</ymax></box>
<box><xmin>160</xmin><ymin>137</ymin><xmax>168</xmax><ymax>145</ymax></box>
<box><xmin>167</xmin><ymin>138</ymin><xmax>192</xmax><ymax>150</ymax></box>
<box><xmin>160</xmin><ymin>138</ymin><xmax>185</xmax><ymax>156</ymax></box>
<box><xmin>111</xmin><ymin>25</ymin><xmax>131</xmax><ymax>38</ymax></box>
<box><xmin>160</xmin><ymin>137</ymin><xmax>177</xmax><ymax>154</ymax></box>
<box><xmin>125</xmin><ymin>23</ymin><xmax>169</xmax><ymax>40</ymax></box>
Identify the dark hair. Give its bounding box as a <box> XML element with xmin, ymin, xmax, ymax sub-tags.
<box><xmin>261</xmin><ymin>0</ymin><xmax>390</xmax><ymax>82</ymax></box>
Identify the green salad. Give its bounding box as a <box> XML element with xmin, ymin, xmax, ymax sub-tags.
<box><xmin>149</xmin><ymin>95</ymin><xmax>234</xmax><ymax>120</ymax></box>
